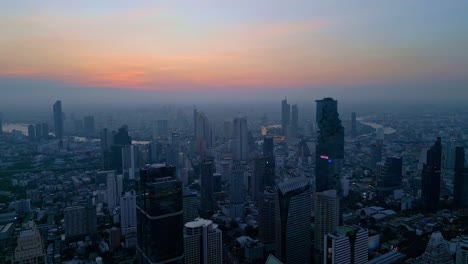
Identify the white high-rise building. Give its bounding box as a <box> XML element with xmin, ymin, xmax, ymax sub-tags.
<box><xmin>233</xmin><ymin>117</ymin><xmax>248</xmax><ymax>161</ymax></box>
<box><xmin>275</xmin><ymin>177</ymin><xmax>311</xmax><ymax>264</ymax></box>
<box><xmin>422</xmin><ymin>231</ymin><xmax>453</xmax><ymax>264</ymax></box>
<box><xmin>314</xmin><ymin>190</ymin><xmax>340</xmax><ymax>253</ymax></box>
<box><xmin>457</xmin><ymin>237</ymin><xmax>468</xmax><ymax>264</ymax></box>
<box><xmin>230</xmin><ymin>161</ymin><xmax>244</xmax><ymax>219</ymax></box>
<box><xmin>120</xmin><ymin>191</ymin><xmax>136</xmax><ymax>236</ymax></box>
<box><xmin>106</xmin><ymin>171</ymin><xmax>122</xmax><ymax>210</ymax></box>
<box><xmin>324</xmin><ymin>225</ymin><xmax>368</xmax><ymax>264</ymax></box>
<box><xmin>184</xmin><ymin>218</ymin><xmax>222</xmax><ymax>264</ymax></box>
<box><xmin>13</xmin><ymin>221</ymin><xmax>46</xmax><ymax>264</ymax></box>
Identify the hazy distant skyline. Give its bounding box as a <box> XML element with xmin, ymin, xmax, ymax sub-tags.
<box><xmin>1</xmin><ymin>1</ymin><xmax>467</xmax><ymax>104</ymax></box>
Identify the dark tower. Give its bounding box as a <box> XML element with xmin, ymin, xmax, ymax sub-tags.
<box><xmin>281</xmin><ymin>98</ymin><xmax>290</xmax><ymax>136</ymax></box>
<box><xmin>454</xmin><ymin>147</ymin><xmax>468</xmax><ymax>208</ymax></box>
<box><xmin>421</xmin><ymin>137</ymin><xmax>442</xmax><ymax>212</ymax></box>
<box><xmin>111</xmin><ymin>125</ymin><xmax>132</xmax><ymax>173</ymax></box>
<box><xmin>315</xmin><ymin>98</ymin><xmax>345</xmax><ymax>192</ymax></box>
<box><xmin>199</xmin><ymin>159</ymin><xmax>215</xmax><ymax>219</ymax></box>
<box><xmin>137</xmin><ymin>164</ymin><xmax>183</xmax><ymax>264</ymax></box>
<box><xmin>53</xmin><ymin>100</ymin><xmax>63</xmax><ymax>139</ymax></box>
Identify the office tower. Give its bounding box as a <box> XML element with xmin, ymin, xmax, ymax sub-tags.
<box><xmin>41</xmin><ymin>123</ymin><xmax>49</xmax><ymax>138</ymax></box>
<box><xmin>64</xmin><ymin>205</ymin><xmax>97</xmax><ymax>239</ymax></box>
<box><xmin>314</xmin><ymin>190</ymin><xmax>340</xmax><ymax>253</ymax></box>
<box><xmin>84</xmin><ymin>116</ymin><xmax>95</xmax><ymax>134</ymax></box>
<box><xmin>149</xmin><ymin>141</ymin><xmax>163</xmax><ymax>163</ymax></box>
<box><xmin>233</xmin><ymin>117</ymin><xmax>248</xmax><ymax>161</ymax></box>
<box><xmin>53</xmin><ymin>100</ymin><xmax>63</xmax><ymax>139</ymax></box>
<box><xmin>109</xmin><ymin>227</ymin><xmax>121</xmax><ymax>251</ymax></box>
<box><xmin>220</xmin><ymin>158</ymin><xmax>233</xmax><ymax>182</ymax></box>
<box><xmin>184</xmin><ymin>218</ymin><xmax>223</xmax><ymax>264</ymax></box>
<box><xmin>421</xmin><ymin>231</ymin><xmax>453</xmax><ymax>264</ymax></box>
<box><xmin>28</xmin><ymin>124</ymin><xmax>35</xmax><ymax>140</ymax></box>
<box><xmin>263</xmin><ymin>137</ymin><xmax>274</xmax><ymax>157</ymax></box>
<box><xmin>101</xmin><ymin>128</ymin><xmax>114</xmax><ymax>169</ymax></box>
<box><xmin>200</xmin><ymin>159</ymin><xmax>215</xmax><ymax>219</ymax></box>
<box><xmin>315</xmin><ymin>98</ymin><xmax>345</xmax><ymax>192</ymax></box>
<box><xmin>13</xmin><ymin>222</ymin><xmax>46</xmax><ymax>264</ymax></box>
<box><xmin>454</xmin><ymin>147</ymin><xmax>468</xmax><ymax>208</ymax></box>
<box><xmin>224</xmin><ymin>120</ymin><xmax>233</xmax><ymax>140</ymax></box>
<box><xmin>120</xmin><ymin>191</ymin><xmax>136</xmax><ymax>236</ymax></box>
<box><xmin>195</xmin><ymin>112</ymin><xmax>212</xmax><ymax>156</ymax></box>
<box><xmin>324</xmin><ymin>225</ymin><xmax>368</xmax><ymax>264</ymax></box>
<box><xmin>137</xmin><ymin>164</ymin><xmax>183</xmax><ymax>264</ymax></box>
<box><xmin>106</xmin><ymin>171</ymin><xmax>123</xmax><ymax>210</ymax></box>
<box><xmin>258</xmin><ymin>187</ymin><xmax>276</xmax><ymax>245</ymax></box>
<box><xmin>184</xmin><ymin>190</ymin><xmax>199</xmax><ymax>223</ymax></box>
<box><xmin>443</xmin><ymin>141</ymin><xmax>457</xmax><ymax>170</ymax></box>
<box><xmin>111</xmin><ymin>125</ymin><xmax>132</xmax><ymax>173</ymax></box>
<box><xmin>281</xmin><ymin>98</ymin><xmax>291</xmax><ymax>136</ymax></box>
<box><xmin>370</xmin><ymin>141</ymin><xmax>383</xmax><ymax>169</ymax></box>
<box><xmin>35</xmin><ymin>123</ymin><xmax>42</xmax><ymax>140</ymax></box>
<box><xmin>122</xmin><ymin>145</ymin><xmax>139</xmax><ymax>180</ymax></box>
<box><xmin>253</xmin><ymin>157</ymin><xmax>275</xmax><ymax>202</ymax></box>
<box><xmin>351</xmin><ymin>112</ymin><xmax>357</xmax><ymax>137</ymax></box>
<box><xmin>230</xmin><ymin>161</ymin><xmax>244</xmax><ymax>219</ymax></box>
<box><xmin>275</xmin><ymin>177</ymin><xmax>311</xmax><ymax>264</ymax></box>
<box><xmin>456</xmin><ymin>237</ymin><xmax>468</xmax><ymax>264</ymax></box>
<box><xmin>156</xmin><ymin>119</ymin><xmax>169</xmax><ymax>137</ymax></box>
<box><xmin>421</xmin><ymin>137</ymin><xmax>442</xmax><ymax>212</ymax></box>
<box><xmin>377</xmin><ymin>157</ymin><xmax>403</xmax><ymax>188</ymax></box>
<box><xmin>167</xmin><ymin>132</ymin><xmax>180</xmax><ymax>168</ymax></box>
<box><xmin>291</xmin><ymin>104</ymin><xmax>298</xmax><ymax>137</ymax></box>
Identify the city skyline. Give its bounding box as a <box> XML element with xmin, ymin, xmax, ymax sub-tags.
<box><xmin>1</xmin><ymin>1</ymin><xmax>468</xmax><ymax>105</ymax></box>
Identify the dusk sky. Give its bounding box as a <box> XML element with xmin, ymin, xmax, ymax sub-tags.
<box><xmin>1</xmin><ymin>1</ymin><xmax>467</xmax><ymax>104</ymax></box>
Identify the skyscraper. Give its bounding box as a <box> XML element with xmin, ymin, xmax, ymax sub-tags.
<box><xmin>253</xmin><ymin>157</ymin><xmax>275</xmax><ymax>202</ymax></box>
<box><xmin>120</xmin><ymin>191</ymin><xmax>136</xmax><ymax>236</ymax></box>
<box><xmin>454</xmin><ymin>147</ymin><xmax>468</xmax><ymax>208</ymax></box>
<box><xmin>184</xmin><ymin>218</ymin><xmax>223</xmax><ymax>264</ymax></box>
<box><xmin>28</xmin><ymin>124</ymin><xmax>35</xmax><ymax>140</ymax></box>
<box><xmin>122</xmin><ymin>145</ymin><xmax>139</xmax><ymax>180</ymax></box>
<box><xmin>351</xmin><ymin>112</ymin><xmax>357</xmax><ymax>137</ymax></box>
<box><xmin>53</xmin><ymin>100</ymin><xmax>63</xmax><ymax>139</ymax></box>
<box><xmin>111</xmin><ymin>125</ymin><xmax>132</xmax><ymax>173</ymax></box>
<box><xmin>421</xmin><ymin>231</ymin><xmax>453</xmax><ymax>264</ymax></box>
<box><xmin>230</xmin><ymin>161</ymin><xmax>244</xmax><ymax>219</ymax></box>
<box><xmin>35</xmin><ymin>123</ymin><xmax>42</xmax><ymax>140</ymax></box>
<box><xmin>377</xmin><ymin>157</ymin><xmax>403</xmax><ymax>189</ymax></box>
<box><xmin>233</xmin><ymin>117</ymin><xmax>248</xmax><ymax>161</ymax></box>
<box><xmin>64</xmin><ymin>205</ymin><xmax>97</xmax><ymax>240</ymax></box>
<box><xmin>315</xmin><ymin>98</ymin><xmax>345</xmax><ymax>192</ymax></box>
<box><xmin>421</xmin><ymin>137</ymin><xmax>442</xmax><ymax>212</ymax></box>
<box><xmin>258</xmin><ymin>187</ymin><xmax>276</xmax><ymax>245</ymax></box>
<box><xmin>137</xmin><ymin>164</ymin><xmax>184</xmax><ymax>264</ymax></box>
<box><xmin>291</xmin><ymin>104</ymin><xmax>298</xmax><ymax>137</ymax></box>
<box><xmin>156</xmin><ymin>119</ymin><xmax>169</xmax><ymax>137</ymax></box>
<box><xmin>314</xmin><ymin>190</ymin><xmax>340</xmax><ymax>254</ymax></box>
<box><xmin>13</xmin><ymin>222</ymin><xmax>46</xmax><ymax>264</ymax></box>
<box><xmin>101</xmin><ymin>128</ymin><xmax>114</xmax><ymax>169</ymax></box>
<box><xmin>275</xmin><ymin>177</ymin><xmax>311</xmax><ymax>264</ymax></box>
<box><xmin>84</xmin><ymin>115</ymin><xmax>95</xmax><ymax>134</ymax></box>
<box><xmin>281</xmin><ymin>98</ymin><xmax>291</xmax><ymax>136</ymax></box>
<box><xmin>324</xmin><ymin>225</ymin><xmax>368</xmax><ymax>264</ymax></box>
<box><xmin>106</xmin><ymin>171</ymin><xmax>123</xmax><ymax>210</ymax></box>
<box><xmin>195</xmin><ymin>112</ymin><xmax>212</xmax><ymax>157</ymax></box>
<box><xmin>183</xmin><ymin>190</ymin><xmax>199</xmax><ymax>224</ymax></box>
<box><xmin>263</xmin><ymin>137</ymin><xmax>274</xmax><ymax>157</ymax></box>
<box><xmin>41</xmin><ymin>123</ymin><xmax>49</xmax><ymax>138</ymax></box>
<box><xmin>200</xmin><ymin>159</ymin><xmax>215</xmax><ymax>219</ymax></box>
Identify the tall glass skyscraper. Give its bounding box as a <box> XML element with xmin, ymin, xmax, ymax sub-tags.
<box><xmin>53</xmin><ymin>100</ymin><xmax>63</xmax><ymax>139</ymax></box>
<box><xmin>315</xmin><ymin>98</ymin><xmax>344</xmax><ymax>192</ymax></box>
<box><xmin>421</xmin><ymin>137</ymin><xmax>442</xmax><ymax>212</ymax></box>
<box><xmin>137</xmin><ymin>164</ymin><xmax>184</xmax><ymax>264</ymax></box>
<box><xmin>281</xmin><ymin>98</ymin><xmax>290</xmax><ymax>136</ymax></box>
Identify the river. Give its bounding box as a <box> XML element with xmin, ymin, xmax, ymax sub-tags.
<box><xmin>357</xmin><ymin>119</ymin><xmax>397</xmax><ymax>135</ymax></box>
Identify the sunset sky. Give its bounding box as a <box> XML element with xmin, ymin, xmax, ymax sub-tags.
<box><xmin>1</xmin><ymin>1</ymin><xmax>467</xmax><ymax>103</ymax></box>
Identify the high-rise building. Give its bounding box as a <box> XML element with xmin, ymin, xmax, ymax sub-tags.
<box><xmin>233</xmin><ymin>117</ymin><xmax>248</xmax><ymax>161</ymax></box>
<box><xmin>41</xmin><ymin>123</ymin><xmax>49</xmax><ymax>138</ymax></box>
<box><xmin>291</xmin><ymin>104</ymin><xmax>299</xmax><ymax>138</ymax></box>
<box><xmin>156</xmin><ymin>119</ymin><xmax>169</xmax><ymax>137</ymax></box>
<box><xmin>324</xmin><ymin>225</ymin><xmax>368</xmax><ymax>264</ymax></box>
<box><xmin>454</xmin><ymin>147</ymin><xmax>468</xmax><ymax>208</ymax></box>
<box><xmin>200</xmin><ymin>159</ymin><xmax>215</xmax><ymax>219</ymax></box>
<box><xmin>101</xmin><ymin>128</ymin><xmax>115</xmax><ymax>169</ymax></box>
<box><xmin>111</xmin><ymin>125</ymin><xmax>132</xmax><ymax>173</ymax></box>
<box><xmin>315</xmin><ymin>98</ymin><xmax>345</xmax><ymax>192</ymax></box>
<box><xmin>275</xmin><ymin>177</ymin><xmax>311</xmax><ymax>264</ymax></box>
<box><xmin>230</xmin><ymin>161</ymin><xmax>244</xmax><ymax>219</ymax></box>
<box><xmin>258</xmin><ymin>187</ymin><xmax>276</xmax><ymax>245</ymax></box>
<box><xmin>35</xmin><ymin>123</ymin><xmax>42</xmax><ymax>140</ymax></box>
<box><xmin>183</xmin><ymin>190</ymin><xmax>199</xmax><ymax>224</ymax></box>
<box><xmin>195</xmin><ymin>112</ymin><xmax>212</xmax><ymax>156</ymax></box>
<box><xmin>263</xmin><ymin>137</ymin><xmax>274</xmax><ymax>157</ymax></box>
<box><xmin>281</xmin><ymin>98</ymin><xmax>291</xmax><ymax>136</ymax></box>
<box><xmin>64</xmin><ymin>205</ymin><xmax>97</xmax><ymax>240</ymax></box>
<box><xmin>106</xmin><ymin>171</ymin><xmax>123</xmax><ymax>210</ymax></box>
<box><xmin>456</xmin><ymin>237</ymin><xmax>468</xmax><ymax>264</ymax></box>
<box><xmin>137</xmin><ymin>164</ymin><xmax>184</xmax><ymax>264</ymax></box>
<box><xmin>184</xmin><ymin>218</ymin><xmax>223</xmax><ymax>264</ymax></box>
<box><xmin>149</xmin><ymin>141</ymin><xmax>164</xmax><ymax>164</ymax></box>
<box><xmin>120</xmin><ymin>191</ymin><xmax>136</xmax><ymax>236</ymax></box>
<box><xmin>421</xmin><ymin>231</ymin><xmax>453</xmax><ymax>264</ymax></box>
<box><xmin>370</xmin><ymin>141</ymin><xmax>383</xmax><ymax>169</ymax></box>
<box><xmin>314</xmin><ymin>190</ymin><xmax>340</xmax><ymax>254</ymax></box>
<box><xmin>13</xmin><ymin>222</ymin><xmax>46</xmax><ymax>264</ymax></box>
<box><xmin>53</xmin><ymin>100</ymin><xmax>63</xmax><ymax>139</ymax></box>
<box><xmin>167</xmin><ymin>132</ymin><xmax>180</xmax><ymax>168</ymax></box>
<box><xmin>377</xmin><ymin>157</ymin><xmax>402</xmax><ymax>189</ymax></box>
<box><xmin>28</xmin><ymin>124</ymin><xmax>35</xmax><ymax>140</ymax></box>
<box><xmin>421</xmin><ymin>137</ymin><xmax>442</xmax><ymax>212</ymax></box>
<box><xmin>84</xmin><ymin>116</ymin><xmax>95</xmax><ymax>134</ymax></box>
<box><xmin>253</xmin><ymin>157</ymin><xmax>275</xmax><ymax>202</ymax></box>
<box><xmin>122</xmin><ymin>145</ymin><xmax>139</xmax><ymax>180</ymax></box>
<box><xmin>351</xmin><ymin>112</ymin><xmax>357</xmax><ymax>137</ymax></box>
